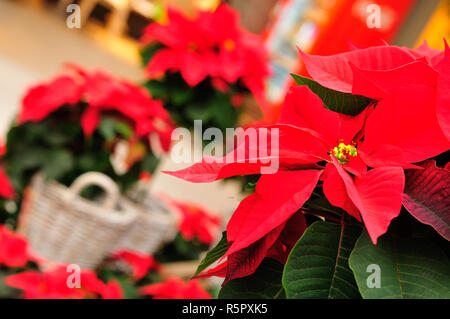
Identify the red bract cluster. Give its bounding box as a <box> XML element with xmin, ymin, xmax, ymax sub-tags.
<box><xmin>111</xmin><ymin>249</ymin><xmax>160</xmax><ymax>280</ymax></box>
<box><xmin>139</xmin><ymin>277</ymin><xmax>211</xmax><ymax>299</ymax></box>
<box><xmin>165</xmin><ymin>197</ymin><xmax>221</xmax><ymax>245</ymax></box>
<box><xmin>141</xmin><ymin>4</ymin><xmax>270</xmax><ymax>111</ymax></box>
<box><xmin>5</xmin><ymin>265</ymin><xmax>123</xmax><ymax>299</ymax></box>
<box><xmin>1</xmin><ymin>225</ymin><xmax>123</xmax><ymax>299</ymax></box>
<box><xmin>0</xmin><ymin>166</ymin><xmax>14</xmax><ymax>199</ymax></box>
<box><xmin>299</xmin><ymin>41</ymin><xmax>449</xmax><ymax>148</ymax></box>
<box><xmin>19</xmin><ymin>64</ymin><xmax>175</xmax><ymax>151</ymax></box>
<box><xmin>0</xmin><ymin>225</ymin><xmax>33</xmax><ymax>268</ymax></box>
<box><xmin>165</xmin><ymin>42</ymin><xmax>450</xmax><ymax>283</ymax></box>
<box><xmin>0</xmin><ymin>143</ymin><xmax>14</xmax><ymax>199</ymax></box>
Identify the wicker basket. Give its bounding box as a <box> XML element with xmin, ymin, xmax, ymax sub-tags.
<box><xmin>118</xmin><ymin>186</ymin><xmax>179</xmax><ymax>254</ymax></box>
<box><xmin>18</xmin><ymin>172</ymin><xmax>139</xmax><ymax>269</ymax></box>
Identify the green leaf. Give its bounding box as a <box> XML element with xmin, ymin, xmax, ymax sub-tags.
<box><xmin>43</xmin><ymin>149</ymin><xmax>75</xmax><ymax>181</ymax></box>
<box><xmin>185</xmin><ymin>103</ymin><xmax>214</xmax><ymax>122</ymax></box>
<box><xmin>349</xmin><ymin>230</ymin><xmax>450</xmax><ymax>299</ymax></box>
<box><xmin>98</xmin><ymin>118</ymin><xmax>117</xmax><ymax>141</ymax></box>
<box><xmin>219</xmin><ymin>258</ymin><xmax>286</xmax><ymax>299</ymax></box>
<box><xmin>141</xmin><ymin>152</ymin><xmax>159</xmax><ymax>174</ymax></box>
<box><xmin>194</xmin><ymin>231</ymin><xmax>228</xmax><ymax>277</ymax></box>
<box><xmin>304</xmin><ymin>196</ymin><xmax>343</xmax><ymax>216</ymax></box>
<box><xmin>0</xmin><ymin>271</ymin><xmax>21</xmax><ymax>298</ymax></box>
<box><xmin>210</xmin><ymin>95</ymin><xmax>238</xmax><ymax>130</ymax></box>
<box><xmin>172</xmin><ymin>234</ymin><xmax>205</xmax><ymax>261</ymax></box>
<box><xmin>99</xmin><ymin>270</ymin><xmax>140</xmax><ymax>299</ymax></box>
<box><xmin>10</xmin><ymin>147</ymin><xmax>47</xmax><ymax>171</ymax></box>
<box><xmin>77</xmin><ymin>151</ymin><xmax>110</xmax><ymax>173</ymax></box>
<box><xmin>171</xmin><ymin>87</ymin><xmax>195</xmax><ymax>106</ymax></box>
<box><xmin>174</xmin><ymin>233</ymin><xmax>194</xmax><ymax>256</ymax></box>
<box><xmin>140</xmin><ymin>44</ymin><xmax>164</xmax><ymax>66</ymax></box>
<box><xmin>143</xmin><ymin>80</ymin><xmax>169</xmax><ymax>99</ymax></box>
<box><xmin>113</xmin><ymin>276</ymin><xmax>140</xmax><ymax>299</ymax></box>
<box><xmin>291</xmin><ymin>73</ymin><xmax>373</xmax><ymax>116</ymax></box>
<box><xmin>116</xmin><ymin>122</ymin><xmax>132</xmax><ymax>139</ymax></box>
<box><xmin>244</xmin><ymin>182</ymin><xmax>257</xmax><ymax>193</ymax></box>
<box><xmin>23</xmin><ymin>121</ymin><xmax>48</xmax><ymax>142</ymax></box>
<box><xmin>99</xmin><ymin>118</ymin><xmax>132</xmax><ymax>141</ymax></box>
<box><xmin>283</xmin><ymin>221</ymin><xmax>362</xmax><ymax>299</ymax></box>
<box><xmin>42</xmin><ymin>130</ymin><xmax>74</xmax><ymax>146</ymax></box>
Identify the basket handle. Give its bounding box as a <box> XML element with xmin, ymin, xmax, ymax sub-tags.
<box><xmin>68</xmin><ymin>172</ymin><xmax>120</xmax><ymax>210</ymax></box>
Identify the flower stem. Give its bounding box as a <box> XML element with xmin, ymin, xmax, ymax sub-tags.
<box><xmin>302</xmin><ymin>209</ymin><xmax>342</xmax><ymax>223</ymax></box>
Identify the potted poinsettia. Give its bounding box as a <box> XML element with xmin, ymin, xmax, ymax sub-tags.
<box><xmin>90</xmin><ymin>249</ymin><xmax>161</xmax><ymax>299</ymax></box>
<box><xmin>90</xmin><ymin>248</ymin><xmax>214</xmax><ymax>299</ymax></box>
<box><xmin>139</xmin><ymin>277</ymin><xmax>212</xmax><ymax>299</ymax></box>
<box><xmin>165</xmin><ymin>41</ymin><xmax>450</xmax><ymax>299</ymax></box>
<box><xmin>154</xmin><ymin>196</ymin><xmax>221</xmax><ymax>266</ymax></box>
<box><xmin>0</xmin><ymin>63</ymin><xmax>175</xmax><ymax>226</ymax></box>
<box><xmin>0</xmin><ymin>224</ymin><xmax>39</xmax><ymax>298</ymax></box>
<box><xmin>0</xmin><ymin>222</ymin><xmax>125</xmax><ymax>299</ymax></box>
<box><xmin>0</xmin><ymin>146</ymin><xmax>15</xmax><ymax>225</ymax></box>
<box><xmin>140</xmin><ymin>4</ymin><xmax>270</xmax><ymax>132</ymax></box>
<box><xmin>1</xmin><ymin>219</ymin><xmax>212</xmax><ymax>299</ymax></box>
<box><xmin>5</xmin><ymin>264</ymin><xmax>125</xmax><ymax>299</ymax></box>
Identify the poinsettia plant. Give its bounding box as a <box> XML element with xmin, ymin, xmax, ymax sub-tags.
<box><xmin>139</xmin><ymin>277</ymin><xmax>212</xmax><ymax>299</ymax></box>
<box><xmin>0</xmin><ymin>218</ymin><xmax>211</xmax><ymax>299</ymax></box>
<box><xmin>155</xmin><ymin>196</ymin><xmax>222</xmax><ymax>262</ymax></box>
<box><xmin>5</xmin><ymin>265</ymin><xmax>125</xmax><ymax>299</ymax></box>
<box><xmin>96</xmin><ymin>246</ymin><xmax>215</xmax><ymax>299</ymax></box>
<box><xmin>165</xmin><ymin>41</ymin><xmax>450</xmax><ymax>299</ymax></box>
<box><xmin>140</xmin><ymin>4</ymin><xmax>270</xmax><ymax>131</ymax></box>
<box><xmin>0</xmin><ymin>223</ymin><xmax>126</xmax><ymax>299</ymax></box>
<box><xmin>0</xmin><ymin>64</ymin><xmax>174</xmax><ymax>226</ymax></box>
<box><xmin>0</xmin><ymin>223</ymin><xmax>154</xmax><ymax>299</ymax></box>
<box><xmin>0</xmin><ymin>224</ymin><xmax>40</xmax><ymax>298</ymax></box>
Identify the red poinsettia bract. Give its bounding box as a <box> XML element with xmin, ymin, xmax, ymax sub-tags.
<box><xmin>141</xmin><ymin>4</ymin><xmax>270</xmax><ymax>112</ymax></box>
<box><xmin>0</xmin><ymin>166</ymin><xmax>14</xmax><ymax>199</ymax></box>
<box><xmin>111</xmin><ymin>249</ymin><xmax>160</xmax><ymax>280</ymax></box>
<box><xmin>165</xmin><ymin>42</ymin><xmax>450</xmax><ymax>283</ymax></box>
<box><xmin>299</xmin><ymin>40</ymin><xmax>450</xmax><ymax>145</ymax></box>
<box><xmin>0</xmin><ymin>225</ymin><xmax>32</xmax><ymax>268</ymax></box>
<box><xmin>164</xmin><ymin>197</ymin><xmax>221</xmax><ymax>245</ymax></box>
<box><xmin>5</xmin><ymin>265</ymin><xmax>123</xmax><ymax>299</ymax></box>
<box><xmin>139</xmin><ymin>277</ymin><xmax>211</xmax><ymax>299</ymax></box>
<box><xmin>0</xmin><ymin>142</ymin><xmax>14</xmax><ymax>199</ymax></box>
<box><xmin>19</xmin><ymin>64</ymin><xmax>175</xmax><ymax>152</ymax></box>
<box><xmin>1</xmin><ymin>227</ymin><xmax>123</xmax><ymax>299</ymax></box>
